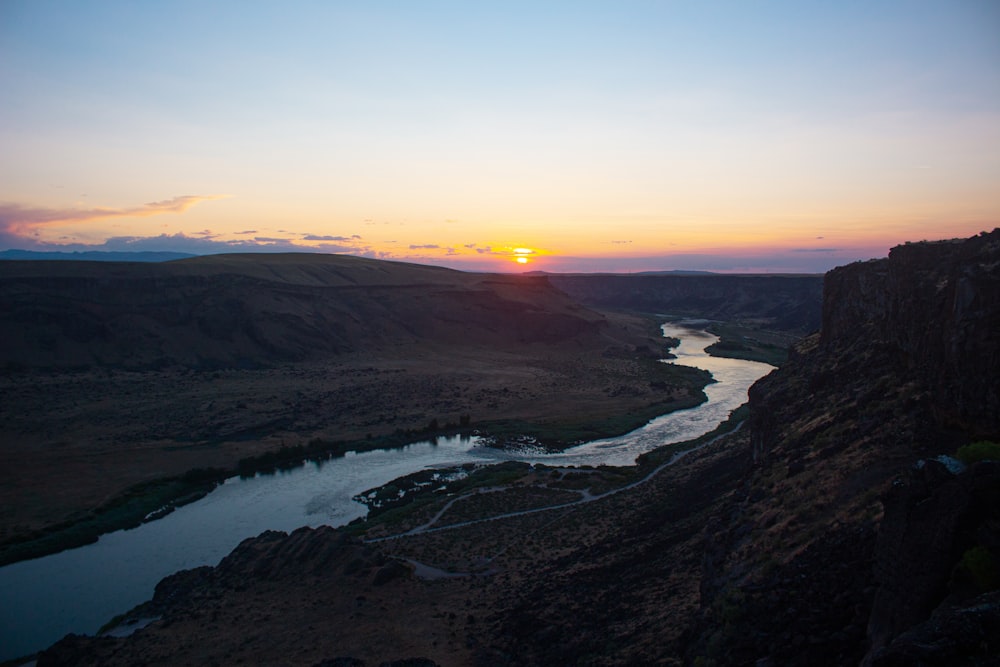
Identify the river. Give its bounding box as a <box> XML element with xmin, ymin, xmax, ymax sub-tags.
<box><xmin>0</xmin><ymin>323</ymin><xmax>773</xmax><ymax>661</ymax></box>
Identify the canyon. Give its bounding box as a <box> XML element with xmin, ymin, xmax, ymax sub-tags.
<box><xmin>5</xmin><ymin>230</ymin><xmax>999</xmax><ymax>665</ymax></box>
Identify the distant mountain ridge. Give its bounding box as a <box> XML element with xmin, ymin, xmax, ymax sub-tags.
<box><xmin>548</xmin><ymin>272</ymin><xmax>824</xmax><ymax>333</ymax></box>
<box><xmin>0</xmin><ymin>249</ymin><xmax>196</xmax><ymax>262</ymax></box>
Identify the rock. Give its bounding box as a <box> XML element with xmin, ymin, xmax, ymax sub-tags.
<box><xmin>372</xmin><ymin>559</ymin><xmax>412</xmax><ymax>586</ymax></box>
<box><xmin>691</xmin><ymin>230</ymin><xmax>1000</xmax><ymax>666</ymax></box>
<box><xmin>870</xmin><ymin>591</ymin><xmax>1000</xmax><ymax>667</ymax></box>
<box><xmin>866</xmin><ymin>461</ymin><xmax>1000</xmax><ymax>661</ymax></box>
<box><xmin>36</xmin><ymin>633</ymin><xmax>118</xmax><ymax>667</ymax></box>
<box><xmin>822</xmin><ymin>230</ymin><xmax>1000</xmax><ymax>436</ymax></box>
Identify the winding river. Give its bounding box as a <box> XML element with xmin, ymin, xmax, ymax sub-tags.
<box><xmin>0</xmin><ymin>324</ymin><xmax>773</xmax><ymax>660</ymax></box>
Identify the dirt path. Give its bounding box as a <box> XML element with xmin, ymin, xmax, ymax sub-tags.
<box><xmin>367</xmin><ymin>420</ymin><xmax>745</xmax><ymax>543</ymax></box>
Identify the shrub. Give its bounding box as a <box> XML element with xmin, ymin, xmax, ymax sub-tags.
<box><xmin>958</xmin><ymin>546</ymin><xmax>1000</xmax><ymax>592</ymax></box>
<box><xmin>955</xmin><ymin>440</ymin><xmax>1000</xmax><ymax>464</ymax></box>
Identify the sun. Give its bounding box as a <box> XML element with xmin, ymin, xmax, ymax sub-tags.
<box><xmin>512</xmin><ymin>247</ymin><xmax>534</xmax><ymax>265</ymax></box>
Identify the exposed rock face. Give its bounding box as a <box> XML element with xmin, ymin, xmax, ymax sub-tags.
<box><xmin>867</xmin><ymin>460</ymin><xmax>1000</xmax><ymax>663</ymax></box>
<box><xmin>822</xmin><ymin>231</ymin><xmax>1000</xmax><ymax>436</ymax></box>
<box><xmin>689</xmin><ymin>230</ymin><xmax>1000</xmax><ymax>665</ymax></box>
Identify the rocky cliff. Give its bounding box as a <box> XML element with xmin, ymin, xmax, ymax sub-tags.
<box><xmin>822</xmin><ymin>233</ymin><xmax>1000</xmax><ymax>436</ymax></box>
<box><xmin>689</xmin><ymin>230</ymin><xmax>1000</xmax><ymax>665</ymax></box>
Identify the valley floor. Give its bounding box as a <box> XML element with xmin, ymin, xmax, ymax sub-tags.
<box><xmin>0</xmin><ymin>315</ymin><xmax>707</xmax><ymax>562</ymax></box>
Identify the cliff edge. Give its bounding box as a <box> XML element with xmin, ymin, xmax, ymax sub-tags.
<box><xmin>690</xmin><ymin>229</ymin><xmax>1000</xmax><ymax>665</ymax></box>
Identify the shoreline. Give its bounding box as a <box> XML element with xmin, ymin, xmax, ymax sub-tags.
<box><xmin>0</xmin><ymin>363</ymin><xmax>711</xmax><ymax>568</ymax></box>
<box><xmin>361</xmin><ymin>411</ymin><xmax>749</xmax><ymax>544</ymax></box>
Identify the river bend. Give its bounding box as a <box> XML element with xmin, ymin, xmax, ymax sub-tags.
<box><xmin>0</xmin><ymin>323</ymin><xmax>773</xmax><ymax>660</ymax></box>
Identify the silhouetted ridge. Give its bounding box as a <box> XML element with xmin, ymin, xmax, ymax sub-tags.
<box><xmin>548</xmin><ymin>272</ymin><xmax>823</xmax><ymax>333</ymax></box>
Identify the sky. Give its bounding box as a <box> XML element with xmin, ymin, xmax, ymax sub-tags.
<box><xmin>1</xmin><ymin>1</ymin><xmax>998</xmax><ymax>273</ymax></box>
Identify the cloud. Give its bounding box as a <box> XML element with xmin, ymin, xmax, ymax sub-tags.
<box><xmin>302</xmin><ymin>234</ymin><xmax>361</xmax><ymax>242</ymax></box>
<box><xmin>0</xmin><ymin>195</ymin><xmax>226</xmax><ymax>245</ymax></box>
<box><xmin>0</xmin><ymin>230</ymin><xmax>371</xmax><ymax>257</ymax></box>
<box><xmin>471</xmin><ymin>246</ymin><xmax>538</xmax><ymax>257</ymax></box>
<box><xmin>91</xmin><ymin>233</ymin><xmax>258</xmax><ymax>253</ymax></box>
<box><xmin>791</xmin><ymin>247</ymin><xmax>842</xmax><ymax>253</ymax></box>
<box><xmin>409</xmin><ymin>244</ymin><xmax>440</xmax><ymax>249</ymax></box>
<box><xmin>236</xmin><ymin>230</ymin><xmax>258</xmax><ymax>235</ymax></box>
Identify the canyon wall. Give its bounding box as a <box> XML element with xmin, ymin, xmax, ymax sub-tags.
<box><xmin>822</xmin><ymin>231</ymin><xmax>1000</xmax><ymax>437</ymax></box>
<box><xmin>689</xmin><ymin>229</ymin><xmax>1000</xmax><ymax>665</ymax></box>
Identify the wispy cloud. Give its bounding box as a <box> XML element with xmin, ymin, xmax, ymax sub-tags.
<box><xmin>0</xmin><ymin>195</ymin><xmax>225</xmax><ymax>246</ymax></box>
<box><xmin>303</xmin><ymin>234</ymin><xmax>361</xmax><ymax>242</ymax></box>
<box><xmin>409</xmin><ymin>244</ymin><xmax>440</xmax><ymax>249</ymax></box>
<box><xmin>84</xmin><ymin>233</ymin><xmax>368</xmax><ymax>255</ymax></box>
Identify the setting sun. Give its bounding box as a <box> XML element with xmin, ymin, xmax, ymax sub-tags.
<box><xmin>513</xmin><ymin>248</ymin><xmax>534</xmax><ymax>265</ymax></box>
<box><xmin>0</xmin><ymin>2</ymin><xmax>995</xmax><ymax>275</ymax></box>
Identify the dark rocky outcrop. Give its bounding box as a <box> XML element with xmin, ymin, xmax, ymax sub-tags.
<box><xmin>688</xmin><ymin>230</ymin><xmax>1000</xmax><ymax>665</ymax></box>
<box><xmin>823</xmin><ymin>232</ymin><xmax>1000</xmax><ymax>436</ymax></box>
<box><xmin>867</xmin><ymin>459</ymin><xmax>1000</xmax><ymax>664</ymax></box>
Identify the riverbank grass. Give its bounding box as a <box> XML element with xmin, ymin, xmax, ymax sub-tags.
<box><xmin>0</xmin><ymin>469</ymin><xmax>222</xmax><ymax>567</ymax></box>
<box><xmin>350</xmin><ymin>404</ymin><xmax>751</xmax><ymax>540</ymax></box>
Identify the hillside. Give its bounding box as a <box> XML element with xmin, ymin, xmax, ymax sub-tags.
<box><xmin>0</xmin><ymin>253</ymin><xmax>608</xmax><ymax>370</ymax></box>
<box><xmin>33</xmin><ymin>231</ymin><xmax>1000</xmax><ymax>666</ymax></box>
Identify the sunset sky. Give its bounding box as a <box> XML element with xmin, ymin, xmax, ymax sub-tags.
<box><xmin>1</xmin><ymin>1</ymin><xmax>998</xmax><ymax>272</ymax></box>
